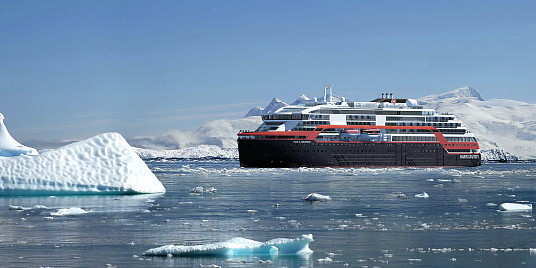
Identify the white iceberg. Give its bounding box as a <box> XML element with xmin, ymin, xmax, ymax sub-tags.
<box><xmin>144</xmin><ymin>234</ymin><xmax>314</xmax><ymax>256</ymax></box>
<box><xmin>0</xmin><ymin>113</ymin><xmax>38</xmax><ymax>157</ymax></box>
<box><xmin>499</xmin><ymin>203</ymin><xmax>533</xmax><ymax>211</ymax></box>
<box><xmin>414</xmin><ymin>192</ymin><xmax>430</xmax><ymax>198</ymax></box>
<box><xmin>50</xmin><ymin>207</ymin><xmax>88</xmax><ymax>216</ymax></box>
<box><xmin>302</xmin><ymin>193</ymin><xmax>332</xmax><ymax>202</ymax></box>
<box><xmin>0</xmin><ymin>132</ymin><xmax>165</xmax><ymax>195</ymax></box>
<box><xmin>190</xmin><ymin>186</ymin><xmax>217</xmax><ymax>194</ymax></box>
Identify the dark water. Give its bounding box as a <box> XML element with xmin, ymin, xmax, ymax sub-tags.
<box><xmin>1</xmin><ymin>160</ymin><xmax>535</xmax><ymax>267</ymax></box>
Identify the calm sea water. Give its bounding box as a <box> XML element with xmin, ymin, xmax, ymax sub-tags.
<box><xmin>1</xmin><ymin>160</ymin><xmax>535</xmax><ymax>267</ymax></box>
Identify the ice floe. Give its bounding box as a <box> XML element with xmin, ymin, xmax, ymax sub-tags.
<box><xmin>316</xmin><ymin>256</ymin><xmax>333</xmax><ymax>263</ymax></box>
<box><xmin>9</xmin><ymin>205</ymin><xmax>48</xmax><ymax>211</ymax></box>
<box><xmin>190</xmin><ymin>186</ymin><xmax>217</xmax><ymax>194</ymax></box>
<box><xmin>144</xmin><ymin>234</ymin><xmax>314</xmax><ymax>256</ymax></box>
<box><xmin>414</xmin><ymin>192</ymin><xmax>430</xmax><ymax>198</ymax></box>
<box><xmin>0</xmin><ymin>132</ymin><xmax>165</xmax><ymax>195</ymax></box>
<box><xmin>499</xmin><ymin>203</ymin><xmax>533</xmax><ymax>211</ymax></box>
<box><xmin>50</xmin><ymin>207</ymin><xmax>88</xmax><ymax>216</ymax></box>
<box><xmin>0</xmin><ymin>113</ymin><xmax>38</xmax><ymax>157</ymax></box>
<box><xmin>302</xmin><ymin>193</ymin><xmax>332</xmax><ymax>202</ymax></box>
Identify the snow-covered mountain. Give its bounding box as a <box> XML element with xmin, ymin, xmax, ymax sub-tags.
<box><xmin>244</xmin><ymin>106</ymin><xmax>263</xmax><ymax>117</ymax></box>
<box><xmin>20</xmin><ymin>87</ymin><xmax>535</xmax><ymax>160</ymax></box>
<box><xmin>291</xmin><ymin>94</ymin><xmax>311</xmax><ymax>105</ymax></box>
<box><xmin>132</xmin><ymin>86</ymin><xmax>535</xmax><ymax>160</ymax></box>
<box><xmin>419</xmin><ymin>86</ymin><xmax>536</xmax><ymax>160</ymax></box>
<box><xmin>419</xmin><ymin>86</ymin><xmax>484</xmax><ymax>103</ymax></box>
<box><xmin>262</xmin><ymin>98</ymin><xmax>288</xmax><ymax>114</ymax></box>
<box><xmin>129</xmin><ymin>116</ymin><xmax>262</xmax><ymax>151</ymax></box>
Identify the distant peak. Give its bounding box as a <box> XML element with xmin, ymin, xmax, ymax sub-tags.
<box><xmin>291</xmin><ymin>94</ymin><xmax>311</xmax><ymax>105</ymax></box>
<box><xmin>452</xmin><ymin>86</ymin><xmax>484</xmax><ymax>101</ymax></box>
<box><xmin>262</xmin><ymin>97</ymin><xmax>288</xmax><ymax>114</ymax></box>
<box><xmin>419</xmin><ymin>86</ymin><xmax>485</xmax><ymax>103</ymax></box>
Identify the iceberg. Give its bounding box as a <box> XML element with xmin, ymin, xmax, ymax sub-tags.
<box><xmin>50</xmin><ymin>207</ymin><xmax>88</xmax><ymax>216</ymax></box>
<box><xmin>414</xmin><ymin>192</ymin><xmax>430</xmax><ymax>198</ymax></box>
<box><xmin>499</xmin><ymin>203</ymin><xmax>533</xmax><ymax>211</ymax></box>
<box><xmin>0</xmin><ymin>132</ymin><xmax>165</xmax><ymax>195</ymax></box>
<box><xmin>144</xmin><ymin>234</ymin><xmax>314</xmax><ymax>256</ymax></box>
<box><xmin>0</xmin><ymin>113</ymin><xmax>38</xmax><ymax>157</ymax></box>
<box><xmin>302</xmin><ymin>193</ymin><xmax>332</xmax><ymax>202</ymax></box>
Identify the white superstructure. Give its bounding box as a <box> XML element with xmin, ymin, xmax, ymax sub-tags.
<box><xmin>255</xmin><ymin>89</ymin><xmax>478</xmax><ymax>152</ymax></box>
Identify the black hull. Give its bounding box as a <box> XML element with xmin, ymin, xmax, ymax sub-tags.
<box><xmin>238</xmin><ymin>140</ymin><xmax>481</xmax><ymax>168</ymax></box>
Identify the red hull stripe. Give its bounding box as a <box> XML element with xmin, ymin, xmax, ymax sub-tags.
<box><xmin>238</xmin><ymin>125</ymin><xmax>480</xmax><ymax>151</ymax></box>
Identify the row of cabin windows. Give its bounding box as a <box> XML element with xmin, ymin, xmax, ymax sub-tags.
<box><xmin>347</xmin><ymin>115</ymin><xmax>375</xmax><ymax>120</ymax></box>
<box><xmin>392</xmin><ymin>136</ymin><xmax>438</xmax><ymax>142</ymax></box>
<box><xmin>385</xmin><ymin>122</ymin><xmax>461</xmax><ymax>128</ymax></box>
<box><xmin>445</xmin><ymin>137</ymin><xmax>477</xmax><ymax>142</ymax></box>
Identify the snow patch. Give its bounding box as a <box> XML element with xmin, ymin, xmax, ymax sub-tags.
<box><xmin>0</xmin><ymin>132</ymin><xmax>165</xmax><ymax>195</ymax></box>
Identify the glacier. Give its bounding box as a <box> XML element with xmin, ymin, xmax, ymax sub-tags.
<box><xmin>0</xmin><ymin>132</ymin><xmax>165</xmax><ymax>195</ymax></box>
<box><xmin>0</xmin><ymin>113</ymin><xmax>38</xmax><ymax>157</ymax></box>
<box><xmin>419</xmin><ymin>86</ymin><xmax>536</xmax><ymax>160</ymax></box>
<box><xmin>143</xmin><ymin>234</ymin><xmax>314</xmax><ymax>256</ymax></box>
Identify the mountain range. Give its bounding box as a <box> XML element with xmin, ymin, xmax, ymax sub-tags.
<box><xmin>135</xmin><ymin>86</ymin><xmax>535</xmax><ymax>160</ymax></box>
<box><xmin>24</xmin><ymin>87</ymin><xmax>536</xmax><ymax>160</ymax></box>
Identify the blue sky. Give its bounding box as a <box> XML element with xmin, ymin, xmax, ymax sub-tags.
<box><xmin>1</xmin><ymin>1</ymin><xmax>535</xmax><ymax>142</ymax></box>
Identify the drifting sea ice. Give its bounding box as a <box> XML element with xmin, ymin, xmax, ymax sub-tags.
<box><xmin>190</xmin><ymin>186</ymin><xmax>217</xmax><ymax>194</ymax></box>
<box><xmin>0</xmin><ymin>133</ymin><xmax>165</xmax><ymax>195</ymax></box>
<box><xmin>302</xmin><ymin>193</ymin><xmax>332</xmax><ymax>202</ymax></box>
<box><xmin>499</xmin><ymin>203</ymin><xmax>533</xmax><ymax>211</ymax></box>
<box><xmin>50</xmin><ymin>207</ymin><xmax>88</xmax><ymax>216</ymax></box>
<box><xmin>414</xmin><ymin>192</ymin><xmax>430</xmax><ymax>199</ymax></box>
<box><xmin>143</xmin><ymin>234</ymin><xmax>314</xmax><ymax>256</ymax></box>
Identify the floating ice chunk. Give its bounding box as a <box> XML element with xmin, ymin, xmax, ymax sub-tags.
<box><xmin>50</xmin><ymin>207</ymin><xmax>88</xmax><ymax>216</ymax></box>
<box><xmin>0</xmin><ymin>113</ymin><xmax>38</xmax><ymax>157</ymax></box>
<box><xmin>414</xmin><ymin>192</ymin><xmax>430</xmax><ymax>199</ymax></box>
<box><xmin>316</xmin><ymin>257</ymin><xmax>333</xmax><ymax>263</ymax></box>
<box><xmin>9</xmin><ymin>205</ymin><xmax>49</xmax><ymax>211</ymax></box>
<box><xmin>389</xmin><ymin>192</ymin><xmax>408</xmax><ymax>199</ymax></box>
<box><xmin>190</xmin><ymin>186</ymin><xmax>217</xmax><ymax>194</ymax></box>
<box><xmin>0</xmin><ymin>133</ymin><xmax>165</xmax><ymax>195</ymax></box>
<box><xmin>302</xmin><ymin>193</ymin><xmax>332</xmax><ymax>202</ymax></box>
<box><xmin>499</xmin><ymin>203</ymin><xmax>533</xmax><ymax>211</ymax></box>
<box><xmin>205</xmin><ymin>187</ymin><xmax>217</xmax><ymax>193</ymax></box>
<box><xmin>485</xmin><ymin>203</ymin><xmax>497</xmax><ymax>207</ymax></box>
<box><xmin>190</xmin><ymin>186</ymin><xmax>204</xmax><ymax>193</ymax></box>
<box><xmin>144</xmin><ymin>234</ymin><xmax>314</xmax><ymax>256</ymax></box>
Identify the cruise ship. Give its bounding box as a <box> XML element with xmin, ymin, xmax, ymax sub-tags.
<box><xmin>238</xmin><ymin>86</ymin><xmax>481</xmax><ymax>168</ymax></box>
